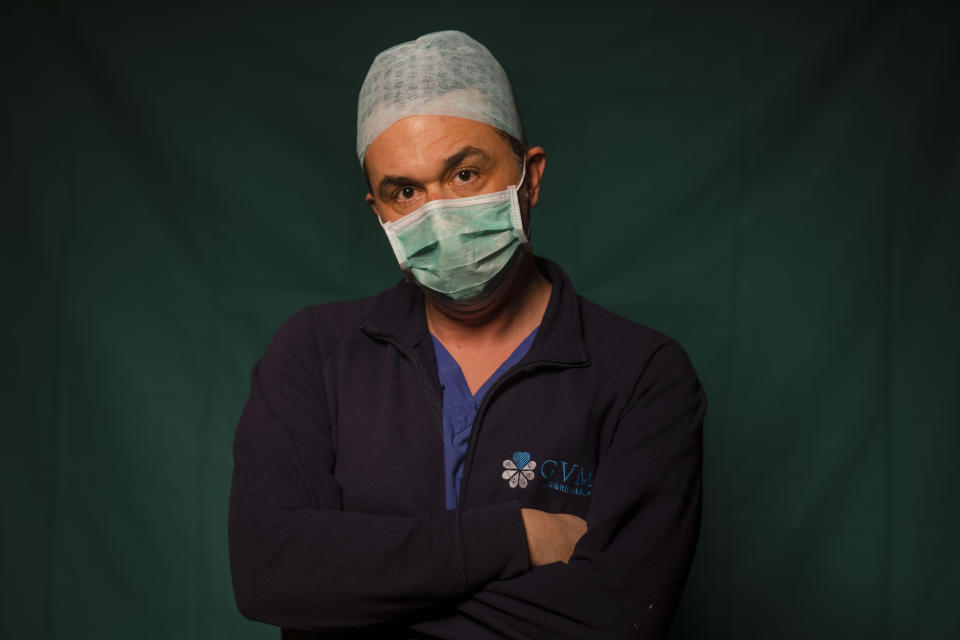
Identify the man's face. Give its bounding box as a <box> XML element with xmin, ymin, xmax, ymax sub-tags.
<box><xmin>363</xmin><ymin>115</ymin><xmax>530</xmax><ymax>224</ymax></box>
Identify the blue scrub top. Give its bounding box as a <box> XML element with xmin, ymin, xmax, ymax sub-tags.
<box><xmin>432</xmin><ymin>327</ymin><xmax>539</xmax><ymax>510</ymax></box>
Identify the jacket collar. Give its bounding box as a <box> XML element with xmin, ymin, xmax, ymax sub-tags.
<box><xmin>360</xmin><ymin>257</ymin><xmax>589</xmax><ymax>367</ymax></box>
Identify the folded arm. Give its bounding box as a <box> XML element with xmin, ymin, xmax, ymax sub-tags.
<box><xmin>406</xmin><ymin>342</ymin><xmax>707</xmax><ymax>639</ymax></box>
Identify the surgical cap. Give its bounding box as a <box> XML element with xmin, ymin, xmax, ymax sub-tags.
<box><xmin>356</xmin><ymin>30</ymin><xmax>524</xmax><ymax>165</ymax></box>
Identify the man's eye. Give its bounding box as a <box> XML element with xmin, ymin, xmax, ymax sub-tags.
<box><xmin>397</xmin><ymin>187</ymin><xmax>416</xmax><ymax>201</ymax></box>
<box><xmin>455</xmin><ymin>169</ymin><xmax>475</xmax><ymax>182</ymax></box>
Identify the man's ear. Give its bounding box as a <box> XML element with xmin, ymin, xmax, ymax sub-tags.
<box><xmin>523</xmin><ymin>146</ymin><xmax>547</xmax><ymax>208</ymax></box>
<box><xmin>365</xmin><ymin>193</ymin><xmax>382</xmax><ymax>219</ymax></box>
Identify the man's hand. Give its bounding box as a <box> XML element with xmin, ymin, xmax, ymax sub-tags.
<box><xmin>519</xmin><ymin>508</ymin><xmax>588</xmax><ymax>566</ymax></box>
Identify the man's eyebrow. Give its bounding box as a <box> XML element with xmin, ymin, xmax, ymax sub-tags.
<box><xmin>443</xmin><ymin>146</ymin><xmax>491</xmax><ymax>172</ymax></box>
<box><xmin>376</xmin><ymin>146</ymin><xmax>492</xmax><ymax>199</ymax></box>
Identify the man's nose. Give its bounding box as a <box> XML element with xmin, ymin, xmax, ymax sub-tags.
<box><xmin>424</xmin><ymin>183</ymin><xmax>453</xmax><ymax>203</ymax></box>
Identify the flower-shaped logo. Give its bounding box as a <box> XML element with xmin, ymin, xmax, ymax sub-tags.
<box><xmin>502</xmin><ymin>451</ymin><xmax>536</xmax><ymax>488</ymax></box>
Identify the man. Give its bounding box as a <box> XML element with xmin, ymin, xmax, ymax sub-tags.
<box><xmin>229</xmin><ymin>30</ymin><xmax>706</xmax><ymax>639</ymax></box>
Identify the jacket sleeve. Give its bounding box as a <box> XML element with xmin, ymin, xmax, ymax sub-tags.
<box><xmin>227</xmin><ymin>308</ymin><xmax>530</xmax><ymax>632</ymax></box>
<box><xmin>405</xmin><ymin>342</ymin><xmax>706</xmax><ymax>639</ymax></box>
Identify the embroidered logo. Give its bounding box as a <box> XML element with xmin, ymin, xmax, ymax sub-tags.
<box><xmin>540</xmin><ymin>457</ymin><xmax>593</xmax><ymax>496</ymax></box>
<box><xmin>502</xmin><ymin>451</ymin><xmax>536</xmax><ymax>488</ymax></box>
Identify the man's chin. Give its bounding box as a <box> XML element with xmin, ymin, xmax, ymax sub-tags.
<box><xmin>423</xmin><ymin>282</ymin><xmax>510</xmax><ymax>318</ymax></box>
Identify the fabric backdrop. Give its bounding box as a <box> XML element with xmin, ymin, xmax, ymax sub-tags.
<box><xmin>3</xmin><ymin>1</ymin><xmax>958</xmax><ymax>638</ymax></box>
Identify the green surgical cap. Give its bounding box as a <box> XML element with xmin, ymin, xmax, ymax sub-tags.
<box><xmin>356</xmin><ymin>30</ymin><xmax>524</xmax><ymax>166</ymax></box>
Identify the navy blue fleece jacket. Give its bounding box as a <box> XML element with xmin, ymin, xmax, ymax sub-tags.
<box><xmin>228</xmin><ymin>258</ymin><xmax>706</xmax><ymax>638</ymax></box>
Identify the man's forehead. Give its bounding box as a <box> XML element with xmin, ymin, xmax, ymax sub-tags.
<box><xmin>365</xmin><ymin>115</ymin><xmax>506</xmax><ymax>177</ymax></box>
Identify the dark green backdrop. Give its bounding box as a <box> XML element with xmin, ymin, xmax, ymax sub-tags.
<box><xmin>3</xmin><ymin>1</ymin><xmax>958</xmax><ymax>638</ymax></box>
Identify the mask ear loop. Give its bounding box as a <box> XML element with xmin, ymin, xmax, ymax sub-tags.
<box><xmin>511</xmin><ymin>156</ymin><xmax>531</xmax><ymax>245</ymax></box>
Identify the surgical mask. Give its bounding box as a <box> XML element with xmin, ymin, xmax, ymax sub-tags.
<box><xmin>380</xmin><ymin>163</ymin><xmax>529</xmax><ymax>304</ymax></box>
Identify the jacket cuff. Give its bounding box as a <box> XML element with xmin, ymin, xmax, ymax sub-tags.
<box><xmin>459</xmin><ymin>501</ymin><xmax>529</xmax><ymax>591</ymax></box>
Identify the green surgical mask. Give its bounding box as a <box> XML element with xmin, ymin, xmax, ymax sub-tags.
<box><xmin>380</xmin><ymin>164</ymin><xmax>529</xmax><ymax>304</ymax></box>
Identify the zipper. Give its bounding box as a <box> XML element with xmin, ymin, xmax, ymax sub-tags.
<box><xmin>456</xmin><ymin>356</ymin><xmax>588</xmax><ymax>507</ymax></box>
<box><xmin>367</xmin><ymin>330</ymin><xmax>459</xmax><ymax>509</ymax></box>
<box><xmin>370</xmin><ymin>332</ymin><xmax>445</xmax><ymax>440</ymax></box>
